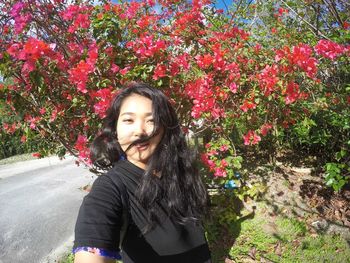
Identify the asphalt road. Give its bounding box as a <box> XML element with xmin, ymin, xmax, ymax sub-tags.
<box><xmin>0</xmin><ymin>156</ymin><xmax>95</xmax><ymax>263</ymax></box>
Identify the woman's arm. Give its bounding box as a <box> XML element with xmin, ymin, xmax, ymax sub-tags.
<box><xmin>73</xmin><ymin>174</ymin><xmax>124</xmax><ymax>263</ymax></box>
<box><xmin>74</xmin><ymin>251</ymin><xmax>117</xmax><ymax>263</ymax></box>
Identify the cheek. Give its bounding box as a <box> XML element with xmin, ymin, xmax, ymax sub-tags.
<box><xmin>152</xmin><ymin>132</ymin><xmax>163</xmax><ymax>147</ymax></box>
<box><xmin>116</xmin><ymin>122</ymin><xmax>127</xmax><ymax>139</ymax></box>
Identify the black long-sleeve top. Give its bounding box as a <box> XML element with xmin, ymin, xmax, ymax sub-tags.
<box><xmin>73</xmin><ymin>159</ymin><xmax>212</xmax><ymax>263</ymax></box>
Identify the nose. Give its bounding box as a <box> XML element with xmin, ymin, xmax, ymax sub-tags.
<box><xmin>134</xmin><ymin>121</ymin><xmax>147</xmax><ymax>137</ymax></box>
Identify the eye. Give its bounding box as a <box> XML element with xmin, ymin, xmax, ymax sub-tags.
<box><xmin>147</xmin><ymin>119</ymin><xmax>154</xmax><ymax>124</ymax></box>
<box><xmin>123</xmin><ymin>119</ymin><xmax>133</xmax><ymax>123</ymax></box>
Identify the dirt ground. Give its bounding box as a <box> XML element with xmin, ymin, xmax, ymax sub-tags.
<box><xmin>251</xmin><ymin>160</ymin><xmax>350</xmax><ymax>240</ymax></box>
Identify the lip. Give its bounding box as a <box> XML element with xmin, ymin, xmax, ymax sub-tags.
<box><xmin>135</xmin><ymin>143</ymin><xmax>149</xmax><ymax>150</ymax></box>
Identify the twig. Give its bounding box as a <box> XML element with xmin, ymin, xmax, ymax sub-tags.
<box><xmin>280</xmin><ymin>0</ymin><xmax>331</xmax><ymax>40</ymax></box>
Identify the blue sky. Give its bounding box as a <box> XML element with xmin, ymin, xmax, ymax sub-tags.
<box><xmin>214</xmin><ymin>0</ymin><xmax>233</xmax><ymax>11</ymax></box>
<box><xmin>108</xmin><ymin>0</ymin><xmax>234</xmax><ymax>11</ymax></box>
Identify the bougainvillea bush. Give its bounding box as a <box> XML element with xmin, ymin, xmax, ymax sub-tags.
<box><xmin>0</xmin><ymin>0</ymin><xmax>349</xmax><ymax>190</ymax></box>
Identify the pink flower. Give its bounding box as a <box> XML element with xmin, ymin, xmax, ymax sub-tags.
<box><xmin>10</xmin><ymin>2</ymin><xmax>25</xmax><ymax>18</ymax></box>
<box><xmin>243</xmin><ymin>130</ymin><xmax>261</xmax><ymax>145</ymax></box>
<box><xmin>20</xmin><ymin>135</ymin><xmax>27</xmax><ymax>143</ymax></box>
<box><xmin>92</xmin><ymin>88</ymin><xmax>114</xmax><ymax>118</ymax></box>
<box><xmin>220</xmin><ymin>145</ymin><xmax>229</xmax><ymax>152</ymax></box>
<box><xmin>221</xmin><ymin>159</ymin><xmax>228</xmax><ymax>167</ymax></box>
<box><xmin>240</xmin><ymin>100</ymin><xmax>256</xmax><ymax>112</ymax></box>
<box><xmin>195</xmin><ymin>53</ymin><xmax>214</xmax><ymax>69</ymax></box>
<box><xmin>39</xmin><ymin>108</ymin><xmax>46</xmax><ymax>115</ymax></box>
<box><xmin>32</xmin><ymin>152</ymin><xmax>41</xmax><ymax>158</ymax></box>
<box><xmin>120</xmin><ymin>66</ymin><xmax>130</xmax><ymax>75</ymax></box>
<box><xmin>214</xmin><ymin>167</ymin><xmax>227</xmax><ymax>177</ymax></box>
<box><xmin>68</xmin><ymin>60</ymin><xmax>94</xmax><ymax>93</ymax></box>
<box><xmin>260</xmin><ymin>123</ymin><xmax>273</xmax><ymax>136</ymax></box>
<box><xmin>14</xmin><ymin>14</ymin><xmax>32</xmax><ymax>34</ymax></box>
<box><xmin>153</xmin><ymin>64</ymin><xmax>167</xmax><ymax>80</ymax></box>
<box><xmin>111</xmin><ymin>64</ymin><xmax>120</xmax><ymax>73</ymax></box>
<box><xmin>315</xmin><ymin>40</ymin><xmax>346</xmax><ymax>60</ymax></box>
<box><xmin>229</xmin><ymin>83</ymin><xmax>238</xmax><ymax>93</ymax></box>
<box><xmin>285</xmin><ymin>82</ymin><xmax>300</xmax><ymax>104</ymax></box>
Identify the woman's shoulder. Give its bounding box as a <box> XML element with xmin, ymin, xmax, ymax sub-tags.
<box><xmin>89</xmin><ymin>164</ymin><xmax>128</xmax><ymax>198</ymax></box>
<box><xmin>95</xmin><ymin>160</ymin><xmax>133</xmax><ymax>194</ymax></box>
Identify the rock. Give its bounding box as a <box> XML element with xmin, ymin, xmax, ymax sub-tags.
<box><xmin>311</xmin><ymin>219</ymin><xmax>329</xmax><ymax>232</ymax></box>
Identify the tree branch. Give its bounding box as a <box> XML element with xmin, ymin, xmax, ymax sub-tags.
<box><xmin>280</xmin><ymin>0</ymin><xmax>331</xmax><ymax>40</ymax></box>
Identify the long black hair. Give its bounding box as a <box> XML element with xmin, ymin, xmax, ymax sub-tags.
<box><xmin>90</xmin><ymin>82</ymin><xmax>208</xmax><ymax>231</ymax></box>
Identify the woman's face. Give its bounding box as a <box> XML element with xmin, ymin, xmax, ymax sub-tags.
<box><xmin>117</xmin><ymin>94</ymin><xmax>163</xmax><ymax>170</ymax></box>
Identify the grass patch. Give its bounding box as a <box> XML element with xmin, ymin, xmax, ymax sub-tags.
<box><xmin>275</xmin><ymin>217</ymin><xmax>307</xmax><ymax>242</ymax></box>
<box><xmin>223</xmin><ymin>208</ymin><xmax>350</xmax><ymax>263</ymax></box>
<box><xmin>0</xmin><ymin>153</ymin><xmax>36</xmax><ymax>165</ymax></box>
<box><xmin>57</xmin><ymin>253</ymin><xmax>74</xmax><ymax>263</ymax></box>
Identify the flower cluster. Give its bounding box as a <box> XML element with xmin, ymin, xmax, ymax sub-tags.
<box><xmin>185</xmin><ymin>76</ymin><xmax>225</xmax><ymax>119</ymax></box>
<box><xmin>243</xmin><ymin>130</ymin><xmax>261</xmax><ymax>145</ymax></box>
<box><xmin>60</xmin><ymin>5</ymin><xmax>92</xmax><ymax>33</ymax></box>
<box><xmin>257</xmin><ymin>65</ymin><xmax>279</xmax><ymax>96</ymax></box>
<box><xmin>7</xmin><ymin>38</ymin><xmax>54</xmax><ymax>74</ymax></box>
<box><xmin>201</xmin><ymin>142</ymin><xmax>231</xmax><ymax>177</ymax></box>
<box><xmin>314</xmin><ymin>40</ymin><xmax>348</xmax><ymax>60</ymax></box>
<box><xmin>91</xmin><ymin>88</ymin><xmax>114</xmax><ymax>119</ymax></box>
<box><xmin>275</xmin><ymin>44</ymin><xmax>318</xmax><ymax>78</ymax></box>
<box><xmin>126</xmin><ymin>34</ymin><xmax>166</xmax><ymax>59</ymax></box>
<box><xmin>68</xmin><ymin>43</ymin><xmax>98</xmax><ymax>93</ymax></box>
<box><xmin>74</xmin><ymin>134</ymin><xmax>90</xmax><ymax>163</ymax></box>
<box><xmin>10</xmin><ymin>1</ymin><xmax>32</xmax><ymax>34</ymax></box>
<box><xmin>284</xmin><ymin>82</ymin><xmax>300</xmax><ymax>104</ymax></box>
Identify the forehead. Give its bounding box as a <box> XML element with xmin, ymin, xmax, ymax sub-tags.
<box><xmin>119</xmin><ymin>94</ymin><xmax>153</xmax><ymax>114</ymax></box>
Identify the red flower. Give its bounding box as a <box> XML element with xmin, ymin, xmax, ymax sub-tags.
<box><xmin>314</xmin><ymin>40</ymin><xmax>346</xmax><ymax>60</ymax></box>
<box><xmin>195</xmin><ymin>53</ymin><xmax>214</xmax><ymax>69</ymax></box>
<box><xmin>120</xmin><ymin>66</ymin><xmax>130</xmax><ymax>75</ymax></box>
<box><xmin>243</xmin><ymin>130</ymin><xmax>261</xmax><ymax>145</ymax></box>
<box><xmin>221</xmin><ymin>159</ymin><xmax>228</xmax><ymax>167</ymax></box>
<box><xmin>258</xmin><ymin>65</ymin><xmax>279</xmax><ymax>96</ymax></box>
<box><xmin>32</xmin><ymin>152</ymin><xmax>42</xmax><ymax>158</ymax></box>
<box><xmin>75</xmin><ymin>134</ymin><xmax>88</xmax><ymax>151</ymax></box>
<box><xmin>219</xmin><ymin>145</ymin><xmax>229</xmax><ymax>152</ymax></box>
<box><xmin>111</xmin><ymin>64</ymin><xmax>120</xmax><ymax>73</ymax></box>
<box><xmin>130</xmin><ymin>34</ymin><xmax>166</xmax><ymax>58</ymax></box>
<box><xmin>284</xmin><ymin>82</ymin><xmax>300</xmax><ymax>104</ymax></box>
<box><xmin>229</xmin><ymin>83</ymin><xmax>238</xmax><ymax>93</ymax></box>
<box><xmin>75</xmin><ymin>134</ymin><xmax>90</xmax><ymax>163</ymax></box>
<box><xmin>74</xmin><ymin>13</ymin><xmax>90</xmax><ymax>29</ymax></box>
<box><xmin>240</xmin><ymin>99</ymin><xmax>256</xmax><ymax>112</ymax></box>
<box><xmin>290</xmin><ymin>44</ymin><xmax>318</xmax><ymax>78</ymax></box>
<box><xmin>39</xmin><ymin>108</ymin><xmax>46</xmax><ymax>115</ymax></box>
<box><xmin>214</xmin><ymin>167</ymin><xmax>227</xmax><ymax>177</ymax></box>
<box><xmin>68</xmin><ymin>61</ymin><xmax>94</xmax><ymax>93</ymax></box>
<box><xmin>260</xmin><ymin>123</ymin><xmax>273</xmax><ymax>136</ymax></box>
<box><xmin>61</xmin><ymin>5</ymin><xmax>80</xmax><ymax>20</ymax></box>
<box><xmin>91</xmin><ymin>88</ymin><xmax>114</xmax><ymax>118</ymax></box>
<box><xmin>3</xmin><ymin>123</ymin><xmax>17</xmax><ymax>134</ymax></box>
<box><xmin>21</xmin><ymin>135</ymin><xmax>27</xmax><ymax>143</ymax></box>
<box><xmin>32</xmin><ymin>153</ymin><xmax>42</xmax><ymax>158</ymax></box>
<box><xmin>153</xmin><ymin>64</ymin><xmax>167</xmax><ymax>80</ymax></box>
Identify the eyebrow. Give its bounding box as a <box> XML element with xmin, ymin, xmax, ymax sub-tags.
<box><xmin>120</xmin><ymin>112</ymin><xmax>153</xmax><ymax>117</ymax></box>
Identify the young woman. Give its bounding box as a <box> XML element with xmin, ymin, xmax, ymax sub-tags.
<box><xmin>73</xmin><ymin>82</ymin><xmax>211</xmax><ymax>263</ymax></box>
